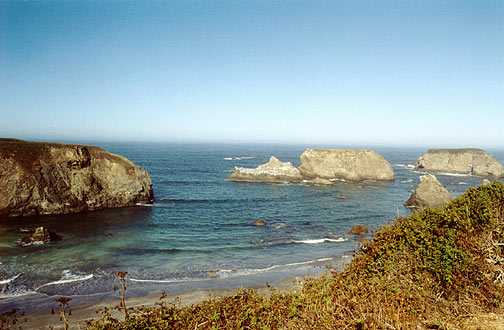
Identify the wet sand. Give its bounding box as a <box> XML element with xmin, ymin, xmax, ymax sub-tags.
<box><xmin>20</xmin><ymin>275</ymin><xmax>308</xmax><ymax>330</ymax></box>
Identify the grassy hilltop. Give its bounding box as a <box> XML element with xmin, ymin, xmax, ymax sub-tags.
<box><xmin>87</xmin><ymin>182</ymin><xmax>504</xmax><ymax>330</ymax></box>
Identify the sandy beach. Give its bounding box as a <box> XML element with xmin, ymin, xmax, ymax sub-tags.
<box><xmin>18</xmin><ymin>275</ymin><xmax>308</xmax><ymax>330</ymax></box>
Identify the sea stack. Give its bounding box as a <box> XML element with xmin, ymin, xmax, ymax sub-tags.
<box><xmin>299</xmin><ymin>149</ymin><xmax>395</xmax><ymax>182</ymax></box>
<box><xmin>404</xmin><ymin>174</ymin><xmax>452</xmax><ymax>209</ymax></box>
<box><xmin>226</xmin><ymin>156</ymin><xmax>303</xmax><ymax>183</ymax></box>
<box><xmin>0</xmin><ymin>139</ymin><xmax>154</xmax><ymax>218</ymax></box>
<box><xmin>413</xmin><ymin>149</ymin><xmax>504</xmax><ymax>178</ymax></box>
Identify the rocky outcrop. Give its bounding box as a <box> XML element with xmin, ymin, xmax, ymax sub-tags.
<box><xmin>19</xmin><ymin>226</ymin><xmax>57</xmax><ymax>246</ymax></box>
<box><xmin>308</xmin><ymin>178</ymin><xmax>334</xmax><ymax>186</ymax></box>
<box><xmin>348</xmin><ymin>225</ymin><xmax>368</xmax><ymax>235</ymax></box>
<box><xmin>226</xmin><ymin>156</ymin><xmax>303</xmax><ymax>183</ymax></box>
<box><xmin>299</xmin><ymin>149</ymin><xmax>394</xmax><ymax>182</ymax></box>
<box><xmin>0</xmin><ymin>139</ymin><xmax>154</xmax><ymax>218</ymax></box>
<box><xmin>404</xmin><ymin>174</ymin><xmax>452</xmax><ymax>208</ymax></box>
<box><xmin>413</xmin><ymin>149</ymin><xmax>504</xmax><ymax>178</ymax></box>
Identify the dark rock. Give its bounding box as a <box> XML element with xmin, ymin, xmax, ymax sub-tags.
<box><xmin>19</xmin><ymin>226</ymin><xmax>57</xmax><ymax>246</ymax></box>
<box><xmin>252</xmin><ymin>220</ymin><xmax>267</xmax><ymax>226</ymax></box>
<box><xmin>348</xmin><ymin>225</ymin><xmax>368</xmax><ymax>235</ymax></box>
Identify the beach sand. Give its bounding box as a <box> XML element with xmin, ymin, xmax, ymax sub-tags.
<box><xmin>19</xmin><ymin>275</ymin><xmax>308</xmax><ymax>330</ymax></box>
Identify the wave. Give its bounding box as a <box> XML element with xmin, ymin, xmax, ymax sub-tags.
<box><xmin>129</xmin><ymin>258</ymin><xmax>335</xmax><ymax>283</ymax></box>
<box><xmin>400</xmin><ymin>179</ymin><xmax>413</xmax><ymax>183</ymax></box>
<box><xmin>395</xmin><ymin>164</ymin><xmax>415</xmax><ymax>169</ymax></box>
<box><xmin>293</xmin><ymin>237</ymin><xmax>347</xmax><ymax>244</ymax></box>
<box><xmin>437</xmin><ymin>172</ymin><xmax>471</xmax><ymax>177</ymax></box>
<box><xmin>0</xmin><ymin>273</ymin><xmax>20</xmax><ymax>285</ymax></box>
<box><xmin>223</xmin><ymin>156</ymin><xmax>256</xmax><ymax>161</ymax></box>
<box><xmin>0</xmin><ymin>288</ymin><xmax>37</xmax><ymax>299</ymax></box>
<box><xmin>36</xmin><ymin>270</ymin><xmax>93</xmax><ymax>290</ymax></box>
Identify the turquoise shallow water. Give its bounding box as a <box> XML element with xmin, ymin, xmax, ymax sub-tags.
<box><xmin>1</xmin><ymin>143</ymin><xmax>503</xmax><ymax>312</ymax></box>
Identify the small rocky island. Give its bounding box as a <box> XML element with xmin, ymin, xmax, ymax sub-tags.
<box><xmin>404</xmin><ymin>174</ymin><xmax>452</xmax><ymax>209</ymax></box>
<box><xmin>0</xmin><ymin>139</ymin><xmax>154</xmax><ymax>218</ymax></box>
<box><xmin>226</xmin><ymin>148</ymin><xmax>394</xmax><ymax>183</ymax></box>
<box><xmin>414</xmin><ymin>148</ymin><xmax>504</xmax><ymax>177</ymax></box>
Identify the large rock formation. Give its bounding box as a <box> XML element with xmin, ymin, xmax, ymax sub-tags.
<box><xmin>226</xmin><ymin>156</ymin><xmax>303</xmax><ymax>183</ymax></box>
<box><xmin>0</xmin><ymin>139</ymin><xmax>154</xmax><ymax>218</ymax></box>
<box><xmin>299</xmin><ymin>149</ymin><xmax>395</xmax><ymax>182</ymax></box>
<box><xmin>404</xmin><ymin>174</ymin><xmax>452</xmax><ymax>208</ymax></box>
<box><xmin>413</xmin><ymin>149</ymin><xmax>504</xmax><ymax>178</ymax></box>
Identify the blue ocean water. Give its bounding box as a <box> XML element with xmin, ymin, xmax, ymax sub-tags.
<box><xmin>0</xmin><ymin>143</ymin><xmax>503</xmax><ymax>312</ymax></box>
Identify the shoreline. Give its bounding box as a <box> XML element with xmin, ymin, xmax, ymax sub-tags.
<box><xmin>19</xmin><ymin>274</ymin><xmax>314</xmax><ymax>330</ymax></box>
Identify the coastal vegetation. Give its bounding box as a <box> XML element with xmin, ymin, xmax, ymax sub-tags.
<box><xmin>85</xmin><ymin>181</ymin><xmax>504</xmax><ymax>329</ymax></box>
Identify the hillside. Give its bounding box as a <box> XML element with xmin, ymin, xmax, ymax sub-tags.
<box><xmin>86</xmin><ymin>181</ymin><xmax>504</xmax><ymax>329</ymax></box>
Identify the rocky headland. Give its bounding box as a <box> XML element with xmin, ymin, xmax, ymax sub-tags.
<box><xmin>226</xmin><ymin>149</ymin><xmax>395</xmax><ymax>183</ymax></box>
<box><xmin>0</xmin><ymin>139</ymin><xmax>154</xmax><ymax>218</ymax></box>
<box><xmin>404</xmin><ymin>174</ymin><xmax>452</xmax><ymax>208</ymax></box>
<box><xmin>414</xmin><ymin>148</ymin><xmax>504</xmax><ymax>178</ymax></box>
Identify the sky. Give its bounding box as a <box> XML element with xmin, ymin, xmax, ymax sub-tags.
<box><xmin>0</xmin><ymin>0</ymin><xmax>503</xmax><ymax>147</ymax></box>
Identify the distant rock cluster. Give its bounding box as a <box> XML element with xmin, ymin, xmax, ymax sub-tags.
<box><xmin>226</xmin><ymin>149</ymin><xmax>395</xmax><ymax>183</ymax></box>
<box><xmin>226</xmin><ymin>147</ymin><xmax>504</xmax><ymax>211</ymax></box>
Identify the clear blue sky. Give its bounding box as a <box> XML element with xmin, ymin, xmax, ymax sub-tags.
<box><xmin>1</xmin><ymin>0</ymin><xmax>503</xmax><ymax>147</ymax></box>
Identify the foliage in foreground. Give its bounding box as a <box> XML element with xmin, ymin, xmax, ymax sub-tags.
<box><xmin>86</xmin><ymin>182</ymin><xmax>504</xmax><ymax>329</ymax></box>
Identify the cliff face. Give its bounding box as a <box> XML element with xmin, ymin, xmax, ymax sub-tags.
<box><xmin>226</xmin><ymin>156</ymin><xmax>303</xmax><ymax>183</ymax></box>
<box><xmin>414</xmin><ymin>148</ymin><xmax>504</xmax><ymax>178</ymax></box>
<box><xmin>298</xmin><ymin>149</ymin><xmax>395</xmax><ymax>182</ymax></box>
<box><xmin>0</xmin><ymin>139</ymin><xmax>154</xmax><ymax>218</ymax></box>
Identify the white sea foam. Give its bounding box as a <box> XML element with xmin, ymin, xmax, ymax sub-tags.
<box><xmin>400</xmin><ymin>179</ymin><xmax>413</xmax><ymax>183</ymax></box>
<box><xmin>136</xmin><ymin>203</ymin><xmax>154</xmax><ymax>207</ymax></box>
<box><xmin>438</xmin><ymin>172</ymin><xmax>471</xmax><ymax>177</ymax></box>
<box><xmin>0</xmin><ymin>288</ymin><xmax>37</xmax><ymax>299</ymax></box>
<box><xmin>36</xmin><ymin>270</ymin><xmax>93</xmax><ymax>289</ymax></box>
<box><xmin>130</xmin><ymin>278</ymin><xmax>190</xmax><ymax>283</ymax></box>
<box><xmin>223</xmin><ymin>156</ymin><xmax>256</xmax><ymax>161</ymax></box>
<box><xmin>0</xmin><ymin>273</ymin><xmax>20</xmax><ymax>285</ymax></box>
<box><xmin>293</xmin><ymin>237</ymin><xmax>347</xmax><ymax>244</ymax></box>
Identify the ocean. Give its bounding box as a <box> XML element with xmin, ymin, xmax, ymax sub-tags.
<box><xmin>1</xmin><ymin>143</ymin><xmax>502</xmax><ymax>313</ymax></box>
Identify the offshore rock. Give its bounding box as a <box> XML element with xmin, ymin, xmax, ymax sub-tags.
<box><xmin>299</xmin><ymin>149</ymin><xmax>395</xmax><ymax>182</ymax></box>
<box><xmin>252</xmin><ymin>220</ymin><xmax>267</xmax><ymax>226</ymax></box>
<box><xmin>413</xmin><ymin>148</ymin><xmax>504</xmax><ymax>178</ymax></box>
<box><xmin>19</xmin><ymin>226</ymin><xmax>57</xmax><ymax>246</ymax></box>
<box><xmin>348</xmin><ymin>225</ymin><xmax>368</xmax><ymax>235</ymax></box>
<box><xmin>0</xmin><ymin>139</ymin><xmax>154</xmax><ymax>218</ymax></box>
<box><xmin>226</xmin><ymin>156</ymin><xmax>303</xmax><ymax>183</ymax></box>
<box><xmin>308</xmin><ymin>177</ymin><xmax>334</xmax><ymax>186</ymax></box>
<box><xmin>404</xmin><ymin>174</ymin><xmax>452</xmax><ymax>209</ymax></box>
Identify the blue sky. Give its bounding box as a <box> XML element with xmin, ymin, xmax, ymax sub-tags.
<box><xmin>1</xmin><ymin>0</ymin><xmax>503</xmax><ymax>147</ymax></box>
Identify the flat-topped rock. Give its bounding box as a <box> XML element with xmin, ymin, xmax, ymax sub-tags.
<box><xmin>226</xmin><ymin>156</ymin><xmax>303</xmax><ymax>183</ymax></box>
<box><xmin>299</xmin><ymin>149</ymin><xmax>394</xmax><ymax>182</ymax></box>
<box><xmin>414</xmin><ymin>148</ymin><xmax>504</xmax><ymax>178</ymax></box>
<box><xmin>404</xmin><ymin>174</ymin><xmax>452</xmax><ymax>209</ymax></box>
<box><xmin>0</xmin><ymin>139</ymin><xmax>154</xmax><ymax>218</ymax></box>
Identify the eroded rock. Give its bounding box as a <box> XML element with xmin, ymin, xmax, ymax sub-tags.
<box><xmin>348</xmin><ymin>225</ymin><xmax>368</xmax><ymax>235</ymax></box>
<box><xmin>299</xmin><ymin>149</ymin><xmax>394</xmax><ymax>182</ymax></box>
<box><xmin>226</xmin><ymin>156</ymin><xmax>303</xmax><ymax>183</ymax></box>
<box><xmin>0</xmin><ymin>139</ymin><xmax>154</xmax><ymax>218</ymax></box>
<box><xmin>413</xmin><ymin>149</ymin><xmax>504</xmax><ymax>177</ymax></box>
<box><xmin>404</xmin><ymin>174</ymin><xmax>452</xmax><ymax>209</ymax></box>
